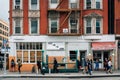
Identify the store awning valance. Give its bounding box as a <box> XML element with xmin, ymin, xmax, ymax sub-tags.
<box><xmin>92</xmin><ymin>42</ymin><xmax>116</xmax><ymax>50</ymax></box>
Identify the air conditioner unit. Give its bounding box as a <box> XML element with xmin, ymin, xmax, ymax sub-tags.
<box><xmin>15</xmin><ymin>5</ymin><xmax>20</xmax><ymax>9</ymax></box>
<box><xmin>63</xmin><ymin>28</ymin><xmax>68</xmax><ymax>33</ymax></box>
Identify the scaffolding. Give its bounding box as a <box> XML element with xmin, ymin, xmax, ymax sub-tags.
<box><xmin>48</xmin><ymin>0</ymin><xmax>82</xmax><ymax>36</ymax></box>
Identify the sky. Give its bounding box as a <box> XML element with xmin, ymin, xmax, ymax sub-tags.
<box><xmin>0</xmin><ymin>0</ymin><xmax>9</xmax><ymax>23</ymax></box>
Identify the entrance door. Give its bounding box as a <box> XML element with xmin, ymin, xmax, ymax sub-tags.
<box><xmin>103</xmin><ymin>51</ymin><xmax>109</xmax><ymax>61</ymax></box>
<box><xmin>80</xmin><ymin>51</ymin><xmax>86</xmax><ymax>67</ymax></box>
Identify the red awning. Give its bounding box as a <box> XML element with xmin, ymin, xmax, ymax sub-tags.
<box><xmin>92</xmin><ymin>42</ymin><xmax>116</xmax><ymax>50</ymax></box>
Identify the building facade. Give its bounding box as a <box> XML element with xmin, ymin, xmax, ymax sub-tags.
<box><xmin>9</xmin><ymin>0</ymin><xmax>117</xmax><ymax>72</ymax></box>
<box><xmin>0</xmin><ymin>19</ymin><xmax>9</xmax><ymax>56</ymax></box>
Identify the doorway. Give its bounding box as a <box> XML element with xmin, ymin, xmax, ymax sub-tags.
<box><xmin>80</xmin><ymin>51</ymin><xmax>86</xmax><ymax>67</ymax></box>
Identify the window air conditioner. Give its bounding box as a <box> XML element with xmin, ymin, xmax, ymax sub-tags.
<box><xmin>15</xmin><ymin>5</ymin><xmax>20</xmax><ymax>9</ymax></box>
<box><xmin>63</xmin><ymin>28</ymin><xmax>68</xmax><ymax>33</ymax></box>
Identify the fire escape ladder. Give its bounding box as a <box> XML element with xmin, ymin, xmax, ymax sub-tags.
<box><xmin>56</xmin><ymin>0</ymin><xmax>64</xmax><ymax>9</ymax></box>
<box><xmin>57</xmin><ymin>10</ymin><xmax>72</xmax><ymax>33</ymax></box>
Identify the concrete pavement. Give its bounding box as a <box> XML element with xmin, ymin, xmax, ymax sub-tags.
<box><xmin>0</xmin><ymin>70</ymin><xmax>120</xmax><ymax>78</ymax></box>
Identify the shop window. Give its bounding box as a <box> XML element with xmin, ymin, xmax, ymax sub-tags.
<box><xmin>93</xmin><ymin>51</ymin><xmax>102</xmax><ymax>63</ymax></box>
<box><xmin>23</xmin><ymin>51</ymin><xmax>28</xmax><ymax>63</ymax></box>
<box><xmin>69</xmin><ymin>51</ymin><xmax>77</xmax><ymax>61</ymax></box>
<box><xmin>17</xmin><ymin>51</ymin><xmax>22</xmax><ymax>61</ymax></box>
<box><xmin>37</xmin><ymin>51</ymin><xmax>42</xmax><ymax>61</ymax></box>
<box><xmin>30</xmin><ymin>51</ymin><xmax>35</xmax><ymax>63</ymax></box>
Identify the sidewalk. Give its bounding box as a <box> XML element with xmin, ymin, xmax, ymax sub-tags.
<box><xmin>0</xmin><ymin>70</ymin><xmax>120</xmax><ymax>78</ymax></box>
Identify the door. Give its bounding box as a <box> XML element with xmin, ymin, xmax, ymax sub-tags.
<box><xmin>80</xmin><ymin>51</ymin><xmax>86</xmax><ymax>67</ymax></box>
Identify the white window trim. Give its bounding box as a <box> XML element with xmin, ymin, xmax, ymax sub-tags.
<box><xmin>49</xmin><ymin>18</ymin><xmax>59</xmax><ymax>33</ymax></box>
<box><xmin>29</xmin><ymin>18</ymin><xmax>40</xmax><ymax>35</ymax></box>
<box><xmin>84</xmin><ymin>0</ymin><xmax>103</xmax><ymax>9</ymax></box>
<box><xmin>49</xmin><ymin>0</ymin><xmax>59</xmax><ymax>8</ymax></box>
<box><xmin>84</xmin><ymin>18</ymin><xmax>103</xmax><ymax>34</ymax></box>
<box><xmin>69</xmin><ymin>0</ymin><xmax>79</xmax><ymax>9</ymax></box>
<box><xmin>29</xmin><ymin>0</ymin><xmax>40</xmax><ymax>10</ymax></box>
<box><xmin>69</xmin><ymin>18</ymin><xmax>79</xmax><ymax>33</ymax></box>
<box><xmin>13</xmin><ymin>18</ymin><xmax>23</xmax><ymax>35</ymax></box>
<box><xmin>13</xmin><ymin>0</ymin><xmax>23</xmax><ymax>9</ymax></box>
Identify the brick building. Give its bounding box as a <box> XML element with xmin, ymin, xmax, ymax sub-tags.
<box><xmin>9</xmin><ymin>0</ymin><xmax>117</xmax><ymax>72</ymax></box>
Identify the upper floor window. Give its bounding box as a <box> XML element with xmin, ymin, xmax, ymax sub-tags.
<box><xmin>30</xmin><ymin>18</ymin><xmax>39</xmax><ymax>34</ymax></box>
<box><xmin>14</xmin><ymin>0</ymin><xmax>22</xmax><ymax>9</ymax></box>
<box><xmin>49</xmin><ymin>0</ymin><xmax>59</xmax><ymax>8</ymax></box>
<box><xmin>70</xmin><ymin>0</ymin><xmax>78</xmax><ymax>9</ymax></box>
<box><xmin>85</xmin><ymin>0</ymin><xmax>102</xmax><ymax>9</ymax></box>
<box><xmin>69</xmin><ymin>18</ymin><xmax>78</xmax><ymax>33</ymax></box>
<box><xmin>30</xmin><ymin>0</ymin><xmax>39</xmax><ymax>10</ymax></box>
<box><xmin>86</xmin><ymin>0</ymin><xmax>91</xmax><ymax>9</ymax></box>
<box><xmin>51</xmin><ymin>0</ymin><xmax>58</xmax><ymax>3</ymax></box>
<box><xmin>50</xmin><ymin>19</ymin><xmax>58</xmax><ymax>33</ymax></box>
<box><xmin>84</xmin><ymin>18</ymin><xmax>102</xmax><ymax>34</ymax></box>
<box><xmin>86</xmin><ymin>18</ymin><xmax>91</xmax><ymax>34</ymax></box>
<box><xmin>14</xmin><ymin>19</ymin><xmax>22</xmax><ymax>34</ymax></box>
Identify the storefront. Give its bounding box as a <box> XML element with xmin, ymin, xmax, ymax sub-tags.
<box><xmin>92</xmin><ymin>42</ymin><xmax>116</xmax><ymax>69</ymax></box>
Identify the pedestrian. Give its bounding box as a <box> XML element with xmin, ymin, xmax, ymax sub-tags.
<box><xmin>104</xmin><ymin>58</ymin><xmax>108</xmax><ymax>71</ymax></box>
<box><xmin>37</xmin><ymin>59</ymin><xmax>41</xmax><ymax>74</ymax></box>
<box><xmin>83</xmin><ymin>58</ymin><xmax>88</xmax><ymax>74</ymax></box>
<box><xmin>17</xmin><ymin>59</ymin><xmax>22</xmax><ymax>74</ymax></box>
<box><xmin>95</xmin><ymin>59</ymin><xmax>99</xmax><ymax>71</ymax></box>
<box><xmin>53</xmin><ymin>57</ymin><xmax>58</xmax><ymax>73</ymax></box>
<box><xmin>107</xmin><ymin>59</ymin><xmax>113</xmax><ymax>74</ymax></box>
<box><xmin>11</xmin><ymin>59</ymin><xmax>15</xmax><ymax>72</ymax></box>
<box><xmin>88</xmin><ymin>59</ymin><xmax>92</xmax><ymax>75</ymax></box>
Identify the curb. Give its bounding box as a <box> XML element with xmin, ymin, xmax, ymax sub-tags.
<box><xmin>0</xmin><ymin>74</ymin><xmax>120</xmax><ymax>78</ymax></box>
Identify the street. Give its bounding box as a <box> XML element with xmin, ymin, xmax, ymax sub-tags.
<box><xmin>0</xmin><ymin>77</ymin><xmax>120</xmax><ymax>80</ymax></box>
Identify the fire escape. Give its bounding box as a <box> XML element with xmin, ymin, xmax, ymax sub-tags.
<box><xmin>48</xmin><ymin>0</ymin><xmax>83</xmax><ymax>36</ymax></box>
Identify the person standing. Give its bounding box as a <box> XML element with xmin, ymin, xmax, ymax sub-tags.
<box><xmin>107</xmin><ymin>59</ymin><xmax>113</xmax><ymax>74</ymax></box>
<box><xmin>17</xmin><ymin>59</ymin><xmax>22</xmax><ymax>74</ymax></box>
<box><xmin>104</xmin><ymin>58</ymin><xmax>108</xmax><ymax>72</ymax></box>
<box><xmin>37</xmin><ymin>59</ymin><xmax>41</xmax><ymax>74</ymax></box>
<box><xmin>95</xmin><ymin>59</ymin><xmax>99</xmax><ymax>71</ymax></box>
<box><xmin>53</xmin><ymin>58</ymin><xmax>58</xmax><ymax>73</ymax></box>
<box><xmin>11</xmin><ymin>59</ymin><xmax>15</xmax><ymax>72</ymax></box>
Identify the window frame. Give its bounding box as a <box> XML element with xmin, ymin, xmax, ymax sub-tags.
<box><xmin>13</xmin><ymin>18</ymin><xmax>23</xmax><ymax>34</ymax></box>
<box><xmin>29</xmin><ymin>18</ymin><xmax>39</xmax><ymax>35</ymax></box>
<box><xmin>29</xmin><ymin>0</ymin><xmax>39</xmax><ymax>10</ymax></box>
<box><xmin>84</xmin><ymin>18</ymin><xmax>102</xmax><ymax>34</ymax></box>
<box><xmin>49</xmin><ymin>18</ymin><xmax>59</xmax><ymax>33</ymax></box>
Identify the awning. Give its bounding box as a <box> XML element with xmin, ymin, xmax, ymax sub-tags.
<box><xmin>92</xmin><ymin>42</ymin><xmax>116</xmax><ymax>50</ymax></box>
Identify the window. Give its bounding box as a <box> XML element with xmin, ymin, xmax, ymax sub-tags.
<box><xmin>37</xmin><ymin>51</ymin><xmax>42</xmax><ymax>61</ymax></box>
<box><xmin>86</xmin><ymin>19</ymin><xmax>91</xmax><ymax>34</ymax></box>
<box><xmin>50</xmin><ymin>19</ymin><xmax>58</xmax><ymax>33</ymax></box>
<box><xmin>31</xmin><ymin>0</ymin><xmax>38</xmax><ymax>10</ymax></box>
<box><xmin>17</xmin><ymin>51</ymin><xmax>22</xmax><ymax>61</ymax></box>
<box><xmin>69</xmin><ymin>51</ymin><xmax>77</xmax><ymax>61</ymax></box>
<box><xmin>70</xmin><ymin>18</ymin><xmax>78</xmax><ymax>33</ymax></box>
<box><xmin>51</xmin><ymin>0</ymin><xmax>58</xmax><ymax>3</ymax></box>
<box><xmin>23</xmin><ymin>51</ymin><xmax>28</xmax><ymax>63</ymax></box>
<box><xmin>85</xmin><ymin>18</ymin><xmax>102</xmax><ymax>34</ymax></box>
<box><xmin>85</xmin><ymin>0</ymin><xmax>102</xmax><ymax>9</ymax></box>
<box><xmin>30</xmin><ymin>51</ymin><xmax>35</xmax><ymax>63</ymax></box>
<box><xmin>15</xmin><ymin>0</ymin><xmax>20</xmax><ymax>9</ymax></box>
<box><xmin>14</xmin><ymin>19</ymin><xmax>21</xmax><ymax>34</ymax></box>
<box><xmin>86</xmin><ymin>0</ymin><xmax>91</xmax><ymax>9</ymax></box>
<box><xmin>96</xmin><ymin>19</ymin><xmax>101</xmax><ymax>33</ymax></box>
<box><xmin>96</xmin><ymin>0</ymin><xmax>100</xmax><ymax>9</ymax></box>
<box><xmin>30</xmin><ymin>19</ymin><xmax>38</xmax><ymax>34</ymax></box>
